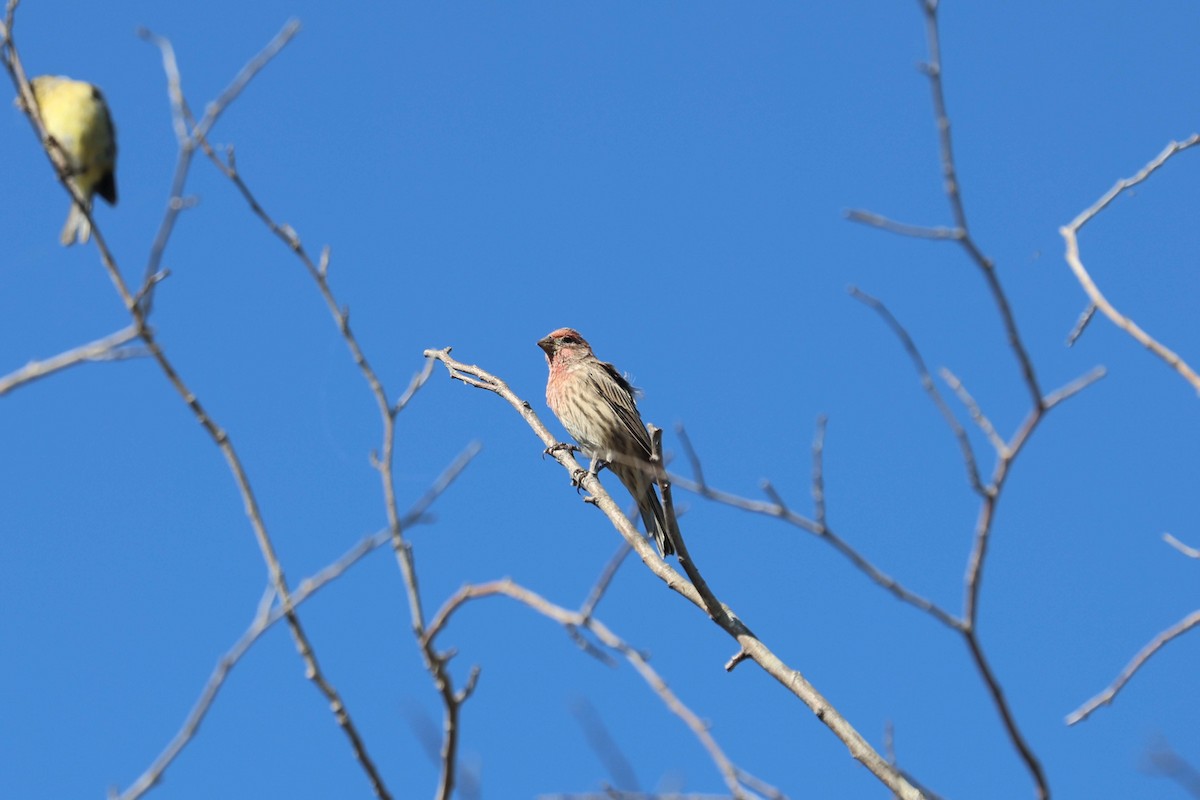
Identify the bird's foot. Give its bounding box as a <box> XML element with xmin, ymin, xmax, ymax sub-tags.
<box><xmin>572</xmin><ymin>458</ymin><xmax>611</xmax><ymax>492</ymax></box>
<box><xmin>543</xmin><ymin>442</ymin><xmax>581</xmax><ymax>459</ymax></box>
<box><xmin>570</xmin><ymin>467</ymin><xmax>590</xmax><ymax>490</ymax></box>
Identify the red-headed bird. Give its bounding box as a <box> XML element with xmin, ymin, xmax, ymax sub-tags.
<box><xmin>538</xmin><ymin>327</ymin><xmax>675</xmax><ymax>557</ymax></box>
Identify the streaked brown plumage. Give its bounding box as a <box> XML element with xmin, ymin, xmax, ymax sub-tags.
<box><xmin>538</xmin><ymin>327</ymin><xmax>675</xmax><ymax>557</ymax></box>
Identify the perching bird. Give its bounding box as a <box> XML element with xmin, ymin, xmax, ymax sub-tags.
<box><xmin>26</xmin><ymin>75</ymin><xmax>118</xmax><ymax>246</ymax></box>
<box><xmin>538</xmin><ymin>327</ymin><xmax>676</xmax><ymax>557</ymax></box>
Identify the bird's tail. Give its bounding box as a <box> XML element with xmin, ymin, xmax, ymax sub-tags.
<box><xmin>637</xmin><ymin>483</ymin><xmax>675</xmax><ymax>558</ymax></box>
<box><xmin>60</xmin><ymin>202</ymin><xmax>92</xmax><ymax>246</ymax></box>
<box><xmin>614</xmin><ymin>464</ymin><xmax>676</xmax><ymax>557</ymax></box>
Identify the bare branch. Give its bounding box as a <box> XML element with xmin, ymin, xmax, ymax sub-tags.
<box><xmin>850</xmin><ymin>286</ymin><xmax>985</xmax><ymax>494</ymax></box>
<box><xmin>675</xmin><ymin>424</ymin><xmax>707</xmax><ymax>488</ymax></box>
<box><xmin>760</xmin><ymin>480</ymin><xmax>788</xmax><ymax>512</ymax></box>
<box><xmin>539</xmin><ymin>794</ymin><xmax>737</xmax><ymax>800</ymax></box>
<box><xmin>1064</xmin><ymin>303</ymin><xmax>1097</xmax><ymax>348</ymax></box>
<box><xmin>850</xmin><ymin>4</ymin><xmax>1044</xmax><ymax>408</ymax></box>
<box><xmin>951</xmin><ymin>363</ymin><xmax>1099</xmax><ymax>796</ymax></box>
<box><xmin>1066</xmin><ymin>608</ymin><xmax>1200</xmax><ymax>725</ymax></box>
<box><xmin>117</xmin><ymin>445</ymin><xmax>478</xmax><ymax>799</ymax></box>
<box><xmin>1061</xmin><ymin>233</ymin><xmax>1200</xmax><ymax>391</ymax></box>
<box><xmin>137</xmin><ymin>31</ymin><xmax>392</xmax><ymax>798</ymax></box>
<box><xmin>845</xmin><ymin>2</ymin><xmax>1118</xmax><ymax>793</ymax></box>
<box><xmin>1059</xmin><ymin>135</ymin><xmax>1200</xmax><ymax>393</ymax></box>
<box><xmin>672</xmin><ymin>427</ymin><xmax>960</xmax><ymax>631</ymax></box>
<box><xmin>1163</xmin><ymin>533</ymin><xmax>1200</xmax><ymax>560</ymax></box>
<box><xmin>0</xmin><ymin>324</ymin><xmax>140</xmax><ymax>396</ymax></box>
<box><xmin>0</xmin><ymin>0</ymin><xmax>16</xmax><ymax>41</ymax></box>
<box><xmin>1065</xmin><ymin>134</ymin><xmax>1200</xmax><ymax>233</ymax></box>
<box><xmin>197</xmin><ymin>20</ymin><xmax>302</xmax><ymax>141</ymax></box>
<box><xmin>397</xmin><ymin>355</ymin><xmax>437</xmax><ymax>413</ymax></box>
<box><xmin>134</xmin><ymin>21</ymin><xmax>300</xmax><ymax>315</ymax></box>
<box><xmin>401</xmin><ymin>703</ymin><xmax>483</xmax><ymax>800</ymax></box>
<box><xmin>959</xmin><ymin>630</ymin><xmax>1043</xmax><ymax>795</ymax></box>
<box><xmin>844</xmin><ymin>209</ymin><xmax>960</xmax><ymax>240</ymax></box>
<box><xmin>5</xmin><ymin>20</ymin><xmax>391</xmax><ymax>798</ymax></box>
<box><xmin>1142</xmin><ymin>739</ymin><xmax>1200</xmax><ymax>798</ymax></box>
<box><xmin>882</xmin><ymin>722</ymin><xmax>949</xmax><ymax>800</ymax></box>
<box><xmin>425</xmin><ymin>579</ymin><xmax>787</xmax><ymax>800</ymax></box>
<box><xmin>1042</xmin><ymin>366</ymin><xmax>1107</xmax><ymax>409</ymax></box>
<box><xmin>580</xmin><ymin>542</ymin><xmax>633</xmax><ymax>622</ymax></box>
<box><xmin>571</xmin><ymin>698</ymin><xmax>641</xmax><ymax>792</ymax></box>
<box><xmin>184</xmin><ymin>30</ymin><xmax>503</xmax><ymax>790</ymax></box>
<box><xmin>939</xmin><ymin>47</ymin><xmax>1042</xmax><ymax>407</ymax></box>
<box><xmin>117</xmin><ymin>598</ymin><xmax>274</xmax><ymax>800</ymax></box>
<box><xmin>810</xmin><ymin>416</ymin><xmax>827</xmax><ymax>527</ymax></box>
<box><xmin>939</xmin><ymin>368</ymin><xmax>1006</xmax><ymax>457</ymax></box>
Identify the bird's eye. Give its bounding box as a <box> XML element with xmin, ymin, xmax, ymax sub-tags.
<box><xmin>561</xmin><ymin>335</ymin><xmax>578</xmax><ymax>344</ymax></box>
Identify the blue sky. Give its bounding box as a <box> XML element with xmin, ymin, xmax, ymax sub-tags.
<box><xmin>3</xmin><ymin>2</ymin><xmax>1200</xmax><ymax>798</ymax></box>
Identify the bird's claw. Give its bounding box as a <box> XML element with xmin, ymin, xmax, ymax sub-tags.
<box><xmin>570</xmin><ymin>467</ymin><xmax>589</xmax><ymax>491</ymax></box>
<box><xmin>543</xmin><ymin>442</ymin><xmax>581</xmax><ymax>460</ymax></box>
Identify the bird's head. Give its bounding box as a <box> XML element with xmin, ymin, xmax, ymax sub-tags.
<box><xmin>538</xmin><ymin>327</ymin><xmax>593</xmax><ymax>365</ymax></box>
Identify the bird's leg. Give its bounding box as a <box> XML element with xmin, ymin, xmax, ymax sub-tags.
<box><xmin>570</xmin><ymin>456</ymin><xmax>610</xmax><ymax>495</ymax></box>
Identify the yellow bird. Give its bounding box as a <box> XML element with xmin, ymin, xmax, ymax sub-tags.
<box><xmin>26</xmin><ymin>76</ymin><xmax>118</xmax><ymax>246</ymax></box>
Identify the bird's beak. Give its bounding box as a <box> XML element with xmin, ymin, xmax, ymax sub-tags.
<box><xmin>537</xmin><ymin>336</ymin><xmax>554</xmax><ymax>355</ymax></box>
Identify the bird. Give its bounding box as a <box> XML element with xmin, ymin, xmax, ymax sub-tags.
<box><xmin>25</xmin><ymin>75</ymin><xmax>118</xmax><ymax>246</ymax></box>
<box><xmin>538</xmin><ymin>327</ymin><xmax>676</xmax><ymax>557</ymax></box>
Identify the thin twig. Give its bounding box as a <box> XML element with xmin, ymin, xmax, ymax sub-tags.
<box><xmin>1065</xmin><ymin>304</ymin><xmax>1097</xmax><ymax>348</ymax></box>
<box><xmin>1066</xmin><ymin>609</ymin><xmax>1200</xmax><ymax>725</ymax></box>
<box><xmin>581</xmin><ymin>542</ymin><xmax>633</xmax><ymax>622</ymax></box>
<box><xmin>425</xmin><ymin>579</ymin><xmax>786</xmax><ymax>800</ymax></box>
<box><xmin>1065</xmin><ymin>134</ymin><xmax>1200</xmax><ymax>233</ymax></box>
<box><xmin>675</xmin><ymin>425</ymin><xmax>707</xmax><ymax>488</ymax></box>
<box><xmin>850</xmin><ymin>287</ymin><xmax>986</xmax><ymax>494</ymax></box>
<box><xmin>6</xmin><ymin>13</ymin><xmax>392</xmax><ymax>798</ymax></box>
<box><xmin>539</xmin><ymin>793</ymin><xmax>741</xmax><ymax>800</ymax></box>
<box><xmin>0</xmin><ymin>324</ymin><xmax>140</xmax><ymax>396</ymax></box>
<box><xmin>135</xmin><ymin>21</ymin><xmax>302</xmax><ymax>316</ymax></box>
<box><xmin>811</xmin><ymin>416</ymin><xmax>827</xmax><ymax>527</ymax></box>
<box><xmin>953</xmin><ymin>368</ymin><xmax>1104</xmax><ymax>795</ymax></box>
<box><xmin>673</xmin><ymin>427</ymin><xmax>961</xmax><ymax>632</ymax></box>
<box><xmin>922</xmin><ymin>0</ymin><xmax>1043</xmax><ymax>407</ymax></box>
<box><xmin>849</xmin><ymin>2</ymin><xmax>1043</xmax><ymax>409</ymax></box>
<box><xmin>1059</xmin><ymin>135</ymin><xmax>1200</xmax><ymax>393</ymax></box>
<box><xmin>118</xmin><ymin>444</ymin><xmax>476</xmax><ymax>799</ymax></box>
<box><xmin>1163</xmin><ymin>533</ymin><xmax>1200</xmax><ymax>559</ymax></box>
<box><xmin>1142</xmin><ymin>738</ymin><xmax>1200</xmax><ymax>798</ymax></box>
<box><xmin>571</xmin><ymin>698</ymin><xmax>641</xmax><ymax>792</ymax></box>
<box><xmin>1042</xmin><ymin>367</ymin><xmax>1107</xmax><ymax>408</ymax></box>
<box><xmin>844</xmin><ymin>210</ymin><xmax>960</xmax><ymax>240</ymax></box>
<box><xmin>939</xmin><ymin>368</ymin><xmax>1006</xmax><ymax>457</ymax></box>
<box><xmin>847</xmin><ymin>2</ymin><xmax>1116</xmax><ymax>794</ymax></box>
<box><xmin>179</xmin><ymin>30</ymin><xmax>490</xmax><ymax>790</ymax></box>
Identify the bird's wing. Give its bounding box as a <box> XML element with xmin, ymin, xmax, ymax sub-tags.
<box><xmin>593</xmin><ymin>360</ymin><xmax>654</xmax><ymax>458</ymax></box>
<box><xmin>94</xmin><ymin>87</ymin><xmax>117</xmax><ymax>204</ymax></box>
